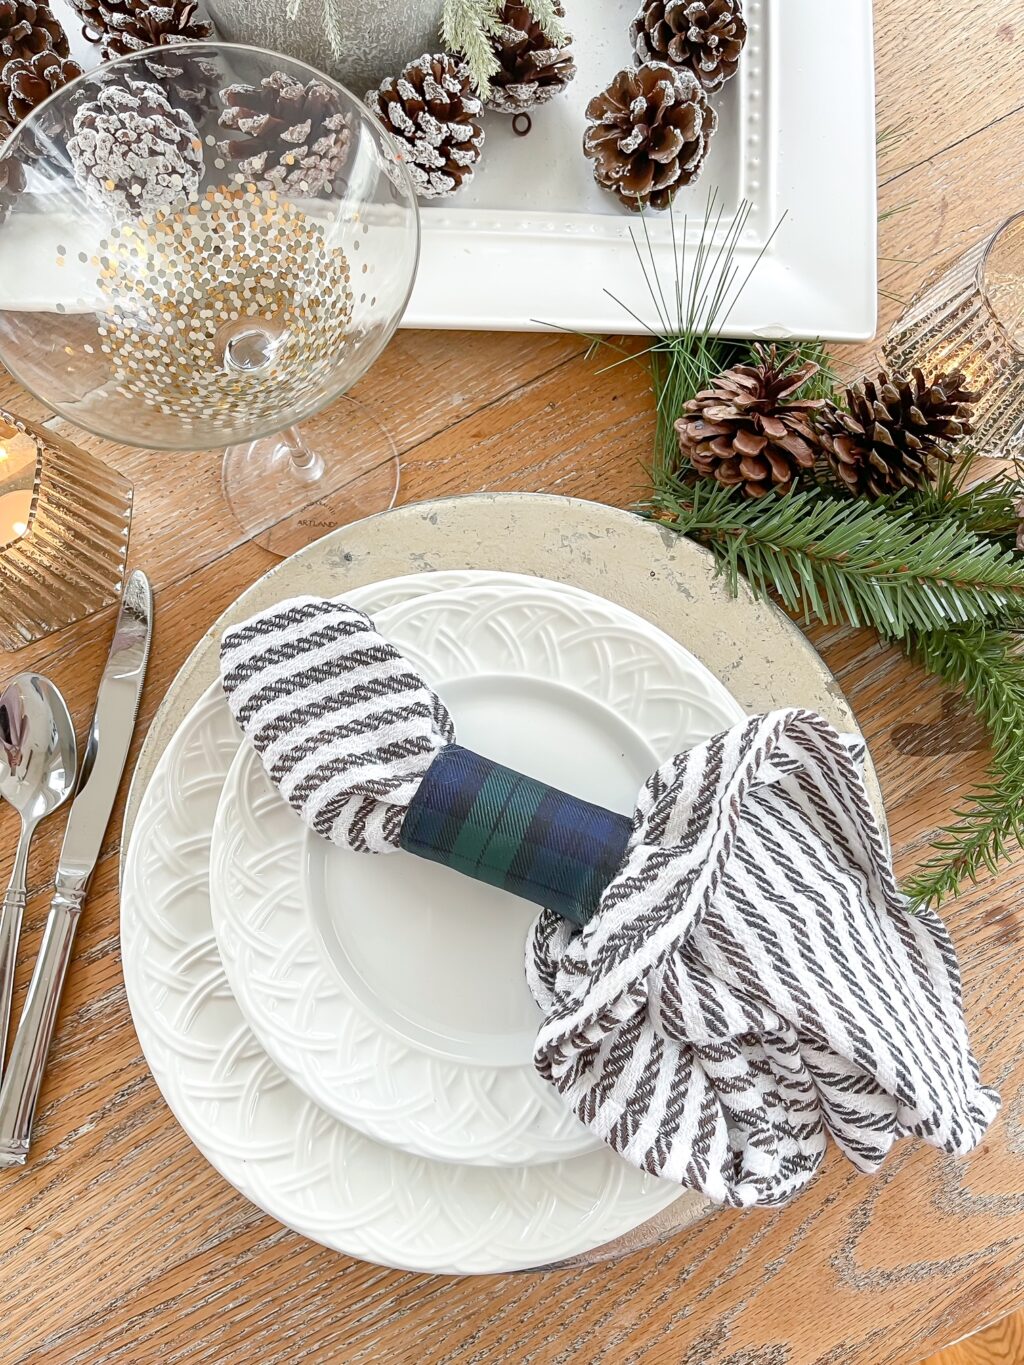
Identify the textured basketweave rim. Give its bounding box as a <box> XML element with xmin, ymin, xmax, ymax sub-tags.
<box><xmin>118</xmin><ymin>492</ymin><xmax>884</xmax><ymax>1267</ymax></box>
<box><xmin>122</xmin><ymin>493</ymin><xmax>881</xmax><ymax>856</ymax></box>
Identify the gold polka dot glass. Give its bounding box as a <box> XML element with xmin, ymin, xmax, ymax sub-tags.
<box><xmin>0</xmin><ymin>44</ymin><xmax>420</xmax><ymax>556</ymax></box>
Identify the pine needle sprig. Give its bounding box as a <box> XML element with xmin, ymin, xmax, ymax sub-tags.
<box><xmin>442</xmin><ymin>0</ymin><xmax>503</xmax><ymax>93</ymax></box>
<box><xmin>904</xmin><ymin>625</ymin><xmax>1024</xmax><ymax>905</ymax></box>
<box><xmin>647</xmin><ymin>478</ymin><xmax>1024</xmax><ymax>637</ymax></box>
<box><xmin>910</xmin><ymin>468</ymin><xmax>1024</xmax><ymax>546</ymax></box>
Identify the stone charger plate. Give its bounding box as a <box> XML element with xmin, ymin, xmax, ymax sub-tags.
<box><xmin>122</xmin><ymin>493</ymin><xmax>880</xmax><ymax>853</ymax></box>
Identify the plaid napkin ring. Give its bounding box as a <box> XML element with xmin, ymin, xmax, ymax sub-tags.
<box><xmin>400</xmin><ymin>743</ymin><xmax>633</xmax><ymax>927</ymax></box>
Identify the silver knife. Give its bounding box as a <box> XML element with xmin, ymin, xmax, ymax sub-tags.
<box><xmin>0</xmin><ymin>570</ymin><xmax>152</xmax><ymax>1167</ymax></box>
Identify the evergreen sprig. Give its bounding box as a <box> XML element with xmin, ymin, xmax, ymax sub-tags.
<box><xmin>647</xmin><ymin>478</ymin><xmax>1024</xmax><ymax>637</ymax></box>
<box><xmin>904</xmin><ymin>626</ymin><xmax>1024</xmax><ymax>906</ymax></box>
<box><xmin>600</xmin><ymin>190</ymin><xmax>1024</xmax><ymax>905</ymax></box>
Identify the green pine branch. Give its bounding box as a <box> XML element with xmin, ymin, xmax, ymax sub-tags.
<box><xmin>903</xmin><ymin>625</ymin><xmax>1024</xmax><ymax>906</ymax></box>
<box><xmin>910</xmin><ymin>467</ymin><xmax>1024</xmax><ymax>546</ymax></box>
<box><xmin>593</xmin><ymin>187</ymin><xmax>1024</xmax><ymax>906</ymax></box>
<box><xmin>647</xmin><ymin>478</ymin><xmax>1024</xmax><ymax>638</ymax></box>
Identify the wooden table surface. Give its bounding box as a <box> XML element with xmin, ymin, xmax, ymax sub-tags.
<box><xmin>2</xmin><ymin>3</ymin><xmax>1023</xmax><ymax>1362</ymax></box>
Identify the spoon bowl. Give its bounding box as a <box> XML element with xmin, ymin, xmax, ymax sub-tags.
<box><xmin>1</xmin><ymin>676</ymin><xmax>78</xmax><ymax>826</ymax></box>
<box><xmin>0</xmin><ymin>674</ymin><xmax>77</xmax><ymax>1080</ymax></box>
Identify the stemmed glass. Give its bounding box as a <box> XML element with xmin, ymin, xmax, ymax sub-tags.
<box><xmin>0</xmin><ymin>43</ymin><xmax>420</xmax><ymax>555</ymax></box>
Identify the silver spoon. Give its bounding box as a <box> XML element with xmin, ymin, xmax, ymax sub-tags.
<box><xmin>0</xmin><ymin>675</ymin><xmax>77</xmax><ymax>1083</ymax></box>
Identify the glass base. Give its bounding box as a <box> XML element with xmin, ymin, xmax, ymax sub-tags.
<box><xmin>221</xmin><ymin>398</ymin><xmax>400</xmax><ymax>558</ymax></box>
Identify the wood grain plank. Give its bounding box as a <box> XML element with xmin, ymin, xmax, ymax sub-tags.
<box><xmin>873</xmin><ymin>11</ymin><xmax>1023</xmax><ymax>178</ymax></box>
<box><xmin>926</xmin><ymin>1309</ymin><xmax>1024</xmax><ymax>1365</ymax></box>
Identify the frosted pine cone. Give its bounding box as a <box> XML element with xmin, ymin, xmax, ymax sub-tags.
<box><xmin>0</xmin><ymin>0</ymin><xmax>70</xmax><ymax>62</ymax></box>
<box><xmin>486</xmin><ymin>1</ymin><xmax>576</xmax><ymax>113</ymax></box>
<box><xmin>2</xmin><ymin>48</ymin><xmax>81</xmax><ymax>123</ymax></box>
<box><xmin>218</xmin><ymin>71</ymin><xmax>350</xmax><ymax>197</ymax></box>
<box><xmin>366</xmin><ymin>53</ymin><xmax>483</xmax><ymax>200</ymax></box>
<box><xmin>631</xmin><ymin>0</ymin><xmax>747</xmax><ymax>92</ymax></box>
<box><xmin>68</xmin><ymin>78</ymin><xmax>203</xmax><ymax>218</ymax></box>
<box><xmin>99</xmin><ymin>0</ymin><xmax>213</xmax><ymax>56</ymax></box>
<box><xmin>0</xmin><ymin>113</ymin><xmax>25</xmax><ymax>222</ymax></box>
<box><xmin>584</xmin><ymin>61</ymin><xmax>716</xmax><ymax>211</ymax></box>
<box><xmin>98</xmin><ymin>0</ymin><xmax>218</xmax><ymax>112</ymax></box>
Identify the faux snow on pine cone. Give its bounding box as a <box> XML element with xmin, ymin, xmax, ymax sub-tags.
<box><xmin>366</xmin><ymin>53</ymin><xmax>483</xmax><ymax>200</ymax></box>
<box><xmin>68</xmin><ymin>79</ymin><xmax>203</xmax><ymax>219</ymax></box>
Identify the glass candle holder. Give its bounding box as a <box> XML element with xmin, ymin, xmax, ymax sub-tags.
<box><xmin>0</xmin><ymin>406</ymin><xmax>133</xmax><ymax>650</ymax></box>
<box><xmin>884</xmin><ymin>213</ymin><xmax>1024</xmax><ymax>460</ymax></box>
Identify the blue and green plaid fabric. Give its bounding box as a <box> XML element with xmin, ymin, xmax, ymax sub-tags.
<box><xmin>399</xmin><ymin>745</ymin><xmax>633</xmax><ymax>927</ymax></box>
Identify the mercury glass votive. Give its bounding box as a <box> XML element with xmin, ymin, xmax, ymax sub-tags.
<box><xmin>884</xmin><ymin>213</ymin><xmax>1024</xmax><ymax>460</ymax></box>
<box><xmin>0</xmin><ymin>407</ymin><xmax>133</xmax><ymax>650</ymax></box>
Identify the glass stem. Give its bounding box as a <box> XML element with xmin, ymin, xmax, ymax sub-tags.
<box><xmin>280</xmin><ymin>426</ymin><xmax>325</xmax><ymax>483</ymax></box>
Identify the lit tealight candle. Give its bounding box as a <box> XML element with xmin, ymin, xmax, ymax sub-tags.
<box><xmin>0</xmin><ymin>487</ymin><xmax>32</xmax><ymax>547</ymax></box>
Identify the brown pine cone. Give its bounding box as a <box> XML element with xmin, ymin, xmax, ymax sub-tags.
<box><xmin>584</xmin><ymin>61</ymin><xmax>715</xmax><ymax>212</ymax></box>
<box><xmin>0</xmin><ymin>0</ymin><xmax>69</xmax><ymax>62</ymax></box>
<box><xmin>817</xmin><ymin>369</ymin><xmax>976</xmax><ymax>500</ymax></box>
<box><xmin>66</xmin><ymin>0</ymin><xmax>129</xmax><ymax>42</ymax></box>
<box><xmin>485</xmin><ymin>1</ymin><xmax>576</xmax><ymax>113</ymax></box>
<box><xmin>68</xmin><ymin>77</ymin><xmax>203</xmax><ymax>217</ymax></box>
<box><xmin>675</xmin><ymin>345</ymin><xmax>826</xmax><ymax>498</ymax></box>
<box><xmin>2</xmin><ymin>49</ymin><xmax>82</xmax><ymax>123</ymax></box>
<box><xmin>0</xmin><ymin>112</ymin><xmax>25</xmax><ymax>221</ymax></box>
<box><xmin>366</xmin><ymin>54</ymin><xmax>484</xmax><ymax>200</ymax></box>
<box><xmin>98</xmin><ymin>0</ymin><xmax>218</xmax><ymax>115</ymax></box>
<box><xmin>100</xmin><ymin>0</ymin><xmax>212</xmax><ymax>57</ymax></box>
<box><xmin>218</xmin><ymin>70</ymin><xmax>351</xmax><ymax>198</ymax></box>
<box><xmin>630</xmin><ymin>0</ymin><xmax>747</xmax><ymax>92</ymax></box>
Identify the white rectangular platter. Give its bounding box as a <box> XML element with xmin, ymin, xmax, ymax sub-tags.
<box><xmin>410</xmin><ymin>0</ymin><xmax>877</xmax><ymax>339</ymax></box>
<box><xmin>45</xmin><ymin>0</ymin><xmax>876</xmax><ymax>340</ymax></box>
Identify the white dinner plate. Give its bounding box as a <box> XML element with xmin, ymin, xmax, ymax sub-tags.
<box><xmin>121</xmin><ymin>571</ymin><xmax>699</xmax><ymax>1273</ymax></box>
<box><xmin>209</xmin><ymin>577</ymin><xmax>745</xmax><ymax>1165</ymax></box>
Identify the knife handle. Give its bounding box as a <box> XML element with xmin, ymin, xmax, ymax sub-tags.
<box><xmin>0</xmin><ymin>872</ymin><xmax>87</xmax><ymax>1167</ymax></box>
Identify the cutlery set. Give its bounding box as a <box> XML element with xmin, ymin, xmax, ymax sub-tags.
<box><xmin>0</xmin><ymin>569</ymin><xmax>151</xmax><ymax>1167</ymax></box>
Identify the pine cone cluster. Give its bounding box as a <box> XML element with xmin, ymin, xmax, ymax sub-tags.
<box><xmin>68</xmin><ymin>77</ymin><xmax>202</xmax><ymax>218</ymax></box>
<box><xmin>0</xmin><ymin>0</ymin><xmax>68</xmax><ymax>62</ymax></box>
<box><xmin>366</xmin><ymin>53</ymin><xmax>484</xmax><ymax>200</ymax></box>
<box><xmin>218</xmin><ymin>71</ymin><xmax>351</xmax><ymax>197</ymax></box>
<box><xmin>584</xmin><ymin>61</ymin><xmax>715</xmax><ymax>212</ymax></box>
<box><xmin>631</xmin><ymin>0</ymin><xmax>747</xmax><ymax>92</ymax></box>
<box><xmin>485</xmin><ymin>1</ymin><xmax>576</xmax><ymax>113</ymax></box>
<box><xmin>2</xmin><ymin>48</ymin><xmax>80</xmax><ymax>123</ymax></box>
<box><xmin>675</xmin><ymin>346</ymin><xmax>825</xmax><ymax>498</ymax></box>
<box><xmin>818</xmin><ymin>369</ymin><xmax>976</xmax><ymax>499</ymax></box>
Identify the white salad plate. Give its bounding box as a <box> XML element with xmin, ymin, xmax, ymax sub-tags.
<box><xmin>121</xmin><ymin>571</ymin><xmax>697</xmax><ymax>1274</ymax></box>
<box><xmin>33</xmin><ymin>0</ymin><xmax>876</xmax><ymax>338</ymax></box>
<box><xmin>208</xmin><ymin>576</ymin><xmax>745</xmax><ymax>1166</ymax></box>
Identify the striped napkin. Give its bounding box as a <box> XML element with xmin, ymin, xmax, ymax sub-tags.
<box><xmin>220</xmin><ymin>596</ymin><xmax>999</xmax><ymax>1207</ymax></box>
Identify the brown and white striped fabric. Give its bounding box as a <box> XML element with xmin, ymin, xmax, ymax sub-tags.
<box><xmin>527</xmin><ymin>708</ymin><xmax>999</xmax><ymax>1205</ymax></box>
<box><xmin>220</xmin><ymin>599</ymin><xmax>998</xmax><ymax>1207</ymax></box>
